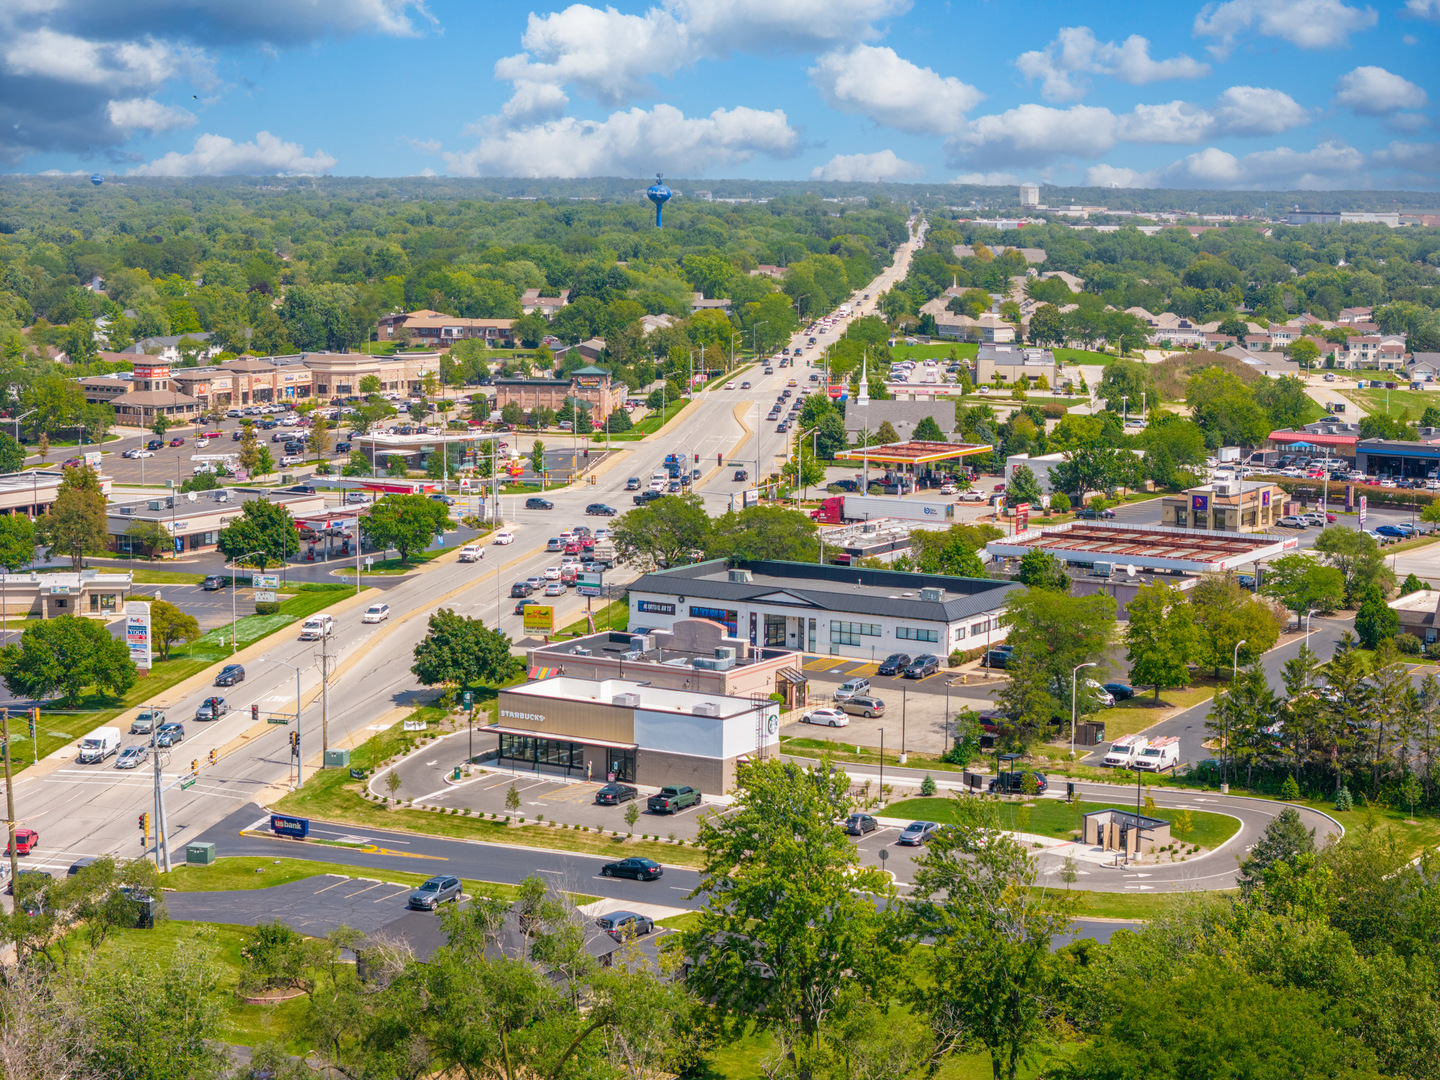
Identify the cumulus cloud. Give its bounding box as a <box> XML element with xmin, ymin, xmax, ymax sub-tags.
<box><xmin>128</xmin><ymin>131</ymin><xmax>336</xmax><ymax>176</ymax></box>
<box><xmin>1164</xmin><ymin>139</ymin><xmax>1366</xmax><ymax>187</ymax></box>
<box><xmin>1193</xmin><ymin>0</ymin><xmax>1378</xmax><ymax>56</ymax></box>
<box><xmin>1402</xmin><ymin>0</ymin><xmax>1440</xmax><ymax>17</ymax></box>
<box><xmin>668</xmin><ymin>0</ymin><xmax>911</xmax><ymax>52</ymax></box>
<box><xmin>1016</xmin><ymin>26</ymin><xmax>1210</xmax><ymax>101</ymax></box>
<box><xmin>949</xmin><ymin>104</ymin><xmax>1118</xmax><ymax>166</ymax></box>
<box><xmin>1334</xmin><ymin>66</ymin><xmax>1429</xmax><ymax>114</ymax></box>
<box><xmin>809</xmin><ymin>149</ymin><xmax>922</xmax><ymax>181</ymax></box>
<box><xmin>106</xmin><ymin>97</ymin><xmax>196</xmax><ymax>134</ymax></box>
<box><xmin>810</xmin><ymin>44</ymin><xmax>983</xmax><ymax>135</ymax></box>
<box><xmin>31</xmin><ymin>0</ymin><xmax>434</xmax><ymax>45</ymax></box>
<box><xmin>443</xmin><ymin>103</ymin><xmax>799</xmax><ymax>178</ymax></box>
<box><xmin>1085</xmin><ymin>164</ymin><xmax>1158</xmax><ymax>187</ymax></box>
<box><xmin>951</xmin><ymin>171</ymin><xmax>1020</xmax><ymax>186</ymax></box>
<box><xmin>1117</xmin><ymin>87</ymin><xmax>1310</xmax><ymax>143</ymax></box>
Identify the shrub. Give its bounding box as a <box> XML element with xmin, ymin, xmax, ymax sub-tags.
<box><xmin>1280</xmin><ymin>774</ymin><xmax>1301</xmax><ymax>801</ymax></box>
<box><xmin>254</xmin><ymin>601</ymin><xmax>281</xmax><ymax>615</ymax></box>
<box><xmin>919</xmin><ymin>773</ymin><xmax>938</xmax><ymax>796</ymax></box>
<box><xmin>1395</xmin><ymin>633</ymin><xmax>1422</xmax><ymax>655</ymax></box>
<box><xmin>1334</xmin><ymin>786</ymin><xmax>1353</xmax><ymax>812</ymax></box>
<box><xmin>1049</xmin><ymin>492</ymin><xmax>1071</xmax><ymax>513</ymax></box>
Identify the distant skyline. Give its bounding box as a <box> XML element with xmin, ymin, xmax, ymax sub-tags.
<box><xmin>4</xmin><ymin>0</ymin><xmax>1437</xmax><ymax>189</ymax></box>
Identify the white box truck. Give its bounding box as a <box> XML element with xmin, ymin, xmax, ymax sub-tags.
<box><xmin>1102</xmin><ymin>734</ymin><xmax>1147</xmax><ymax>769</ymax></box>
<box><xmin>1132</xmin><ymin>736</ymin><xmax>1180</xmax><ymax>773</ymax></box>
<box><xmin>77</xmin><ymin>726</ymin><xmax>121</xmax><ymax>764</ymax></box>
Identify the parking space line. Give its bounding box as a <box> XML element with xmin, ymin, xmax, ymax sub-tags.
<box><xmin>373</xmin><ymin>888</ymin><xmax>411</xmax><ymax>903</ymax></box>
<box><xmin>802</xmin><ymin>657</ymin><xmax>848</xmax><ymax>671</ymax></box>
<box><xmin>541</xmin><ymin>784</ymin><xmax>602</xmax><ymax>803</ymax></box>
<box><xmin>848</xmin><ymin>663</ymin><xmax>879</xmax><ymax>677</ymax></box>
<box><xmin>312</xmin><ymin>878</ymin><xmax>350</xmax><ymax>894</ymax></box>
<box><xmin>343</xmin><ymin>882</ymin><xmax>385</xmax><ymax>898</ymax></box>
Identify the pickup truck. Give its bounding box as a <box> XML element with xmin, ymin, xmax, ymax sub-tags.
<box><xmin>458</xmin><ymin>545</ymin><xmax>482</xmax><ymax>562</ymax></box>
<box><xmin>647</xmin><ymin>785</ymin><xmax>701</xmax><ymax>814</ymax></box>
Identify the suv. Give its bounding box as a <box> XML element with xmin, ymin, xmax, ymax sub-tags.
<box><xmin>195</xmin><ymin>696</ymin><xmax>228</xmax><ymax>721</ymax></box>
<box><xmin>833</xmin><ymin>678</ymin><xmax>870</xmax><ymax>702</ymax></box>
<box><xmin>525</xmin><ymin>497</ymin><xmax>554</xmax><ymax>510</ymax></box>
<box><xmin>407</xmin><ymin>875</ymin><xmax>461</xmax><ymax>910</ymax></box>
<box><xmin>625</xmin><ymin>477</ymin><xmax>641</xmax><ymax>490</ymax></box>
<box><xmin>201</xmin><ymin>575</ymin><xmax>226</xmax><ymax>591</ymax></box>
<box><xmin>155</xmin><ymin>722</ymin><xmax>185</xmax><ymax>747</ymax></box>
<box><xmin>988</xmin><ymin>771</ymin><xmax>1048</xmax><ymax>795</ymax></box>
<box><xmin>877</xmin><ymin>653</ymin><xmax>911</xmax><ymax>676</ymax></box>
<box><xmin>984</xmin><ymin>645</ymin><xmax>1013</xmax><ymax>669</ymax></box>
<box><xmin>585</xmin><ymin>503</ymin><xmax>617</xmax><ymax>516</ymax></box>
<box><xmin>903</xmin><ymin>654</ymin><xmax>941</xmax><ymax>679</ymax></box>
<box><xmin>647</xmin><ymin>785</ymin><xmax>701</xmax><ymax>814</ymax></box>
<box><xmin>214</xmin><ymin>664</ymin><xmax>245</xmax><ymax>687</ymax></box>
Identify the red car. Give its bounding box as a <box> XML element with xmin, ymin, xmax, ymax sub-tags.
<box><xmin>62</xmin><ymin>456</ymin><xmax>82</xmax><ymax>468</ymax></box>
<box><xmin>6</xmin><ymin>828</ymin><xmax>38</xmax><ymax>856</ymax></box>
<box><xmin>169</xmin><ymin>437</ymin><xmax>185</xmax><ymax>447</ymax></box>
<box><xmin>202</xmin><ymin>431</ymin><xmax>223</xmax><ymax>439</ymax></box>
<box><xmin>563</xmin><ymin>541</ymin><xmax>582</xmax><ymax>555</ymax></box>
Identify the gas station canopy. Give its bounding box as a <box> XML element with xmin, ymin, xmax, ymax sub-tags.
<box><xmin>833</xmin><ymin>440</ymin><xmax>993</xmax><ymax>465</ymax></box>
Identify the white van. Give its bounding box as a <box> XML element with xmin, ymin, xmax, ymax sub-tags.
<box><xmin>1132</xmin><ymin>736</ymin><xmax>1180</xmax><ymax>773</ymax></box>
<box><xmin>1103</xmin><ymin>735</ymin><xmax>1147</xmax><ymax>769</ymax></box>
<box><xmin>299</xmin><ymin>614</ymin><xmax>334</xmax><ymax>640</ymax></box>
<box><xmin>78</xmin><ymin>726</ymin><xmax>122</xmax><ymax>764</ymax></box>
<box><xmin>361</xmin><ymin>603</ymin><xmax>390</xmax><ymax>623</ymax></box>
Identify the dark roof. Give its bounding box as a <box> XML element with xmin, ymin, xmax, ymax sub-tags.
<box><xmin>843</xmin><ymin>400</ymin><xmax>955</xmax><ymax>435</ymax></box>
<box><xmin>631</xmin><ymin>559</ymin><xmax>1017</xmax><ymax>623</ymax></box>
<box><xmin>368</xmin><ymin>907</ymin><xmax>621</xmax><ymax>965</ymax></box>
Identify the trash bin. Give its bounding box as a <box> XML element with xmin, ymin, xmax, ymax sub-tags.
<box><xmin>452</xmin><ymin>766</ymin><xmax>462</xmax><ymax>781</ymax></box>
<box><xmin>186</xmin><ymin>842</ymin><xmax>216</xmax><ymax>866</ymax></box>
<box><xmin>324</xmin><ymin>748</ymin><xmax>351</xmax><ymax>768</ymax></box>
<box><xmin>1066</xmin><ymin>781</ymin><xmax>1076</xmax><ymax>803</ymax></box>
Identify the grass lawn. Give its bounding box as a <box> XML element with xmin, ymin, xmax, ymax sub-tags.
<box><xmin>1081</xmin><ymin>680</ymin><xmax>1223</xmax><ymax>740</ymax></box>
<box><xmin>272</xmin><ymin>703</ymin><xmax>707</xmax><ymax>869</ymax></box>
<box><xmin>555</xmin><ymin>598</ymin><xmax>628</xmax><ymax>637</ymax></box>
<box><xmin>626</xmin><ymin>399</ymin><xmax>691</xmax><ymax>436</ymax></box>
<box><xmin>1055</xmin><ymin>348</ymin><xmax>1123</xmax><ymax>365</ymax></box>
<box><xmin>886</xmin><ymin>795</ymin><xmax>1239</xmax><ymax>849</ymax></box>
<box><xmin>1344</xmin><ymin>387</ymin><xmax>1437</xmax><ymax>420</ymax></box>
<box><xmin>331</xmin><ymin>547</ymin><xmax>450</xmax><ymax>576</ymax></box>
<box><xmin>889</xmin><ymin>342</ymin><xmax>978</xmax><ymax>362</ymax></box>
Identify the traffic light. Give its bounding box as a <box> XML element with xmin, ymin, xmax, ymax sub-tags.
<box><xmin>252</xmin><ymin>704</ymin><xmax>259</xmax><ymax>722</ymax></box>
<box><xmin>191</xmin><ymin>758</ymin><xmax>199</xmax><ymax>775</ymax></box>
<box><xmin>27</xmin><ymin>708</ymin><xmax>35</xmax><ymax>738</ymax></box>
<box><xmin>208</xmin><ymin>748</ymin><xmax>217</xmax><ymax>766</ymax></box>
<box><xmin>138</xmin><ymin>812</ymin><xmax>147</xmax><ymax>832</ymax></box>
<box><xmin>289</xmin><ymin>731</ymin><xmax>299</xmax><ymax>752</ymax></box>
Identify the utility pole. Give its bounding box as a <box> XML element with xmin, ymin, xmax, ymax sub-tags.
<box><xmin>151</xmin><ymin>715</ymin><xmax>172</xmax><ymax>872</ymax></box>
<box><xmin>2</xmin><ymin>709</ymin><xmax>18</xmax><ymax>888</ymax></box>
<box><xmin>319</xmin><ymin>635</ymin><xmax>334</xmax><ymax>758</ymax></box>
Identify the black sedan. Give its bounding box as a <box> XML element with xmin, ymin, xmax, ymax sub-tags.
<box><xmin>599</xmin><ymin>857</ymin><xmax>663</xmax><ymax>881</ymax></box>
<box><xmin>1103</xmin><ymin>682</ymin><xmax>1136</xmax><ymax>701</ymax></box>
<box><xmin>877</xmin><ymin>653</ymin><xmax>912</xmax><ymax>676</ymax></box>
<box><xmin>214</xmin><ymin>663</ymin><xmax>245</xmax><ymax>687</ymax></box>
<box><xmin>844</xmin><ymin>813</ymin><xmax>878</xmax><ymax>836</ymax></box>
<box><xmin>594</xmin><ymin>783</ymin><xmax>639</xmax><ymax>805</ymax></box>
<box><xmin>525</xmin><ymin>497</ymin><xmax>554</xmax><ymax>510</ymax></box>
<box><xmin>897</xmin><ymin>821</ymin><xmax>939</xmax><ymax>846</ymax></box>
<box><xmin>514</xmin><ymin>598</ymin><xmax>539</xmax><ymax>617</ymax></box>
<box><xmin>585</xmin><ymin>503</ymin><xmax>618</xmax><ymax>516</ymax></box>
<box><xmin>408</xmin><ymin>875</ymin><xmax>462</xmax><ymax>910</ymax></box>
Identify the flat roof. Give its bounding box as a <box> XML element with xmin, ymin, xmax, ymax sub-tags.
<box><xmin>986</xmin><ymin>522</ymin><xmax>1296</xmax><ymax>573</ymax></box>
<box><xmin>833</xmin><ymin>440</ymin><xmax>993</xmax><ymax>465</ymax></box>
<box><xmin>358</xmin><ymin>431</ymin><xmax>496</xmax><ymax>448</ymax></box>
<box><xmin>502</xmin><ymin>677</ymin><xmax>768</xmax><ymax>719</ymax></box>
<box><xmin>1270</xmin><ymin>430</ymin><xmax>1357</xmax><ymax>447</ymax></box>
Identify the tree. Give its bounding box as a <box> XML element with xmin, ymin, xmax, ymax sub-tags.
<box><xmin>411</xmin><ymin>608</ymin><xmax>522</xmax><ymax>691</ymax></box>
<box><xmin>0</xmin><ymin>615</ymin><xmax>136</xmax><ymax>705</ymax></box>
<box><xmin>706</xmin><ymin>506</ymin><xmax>819</xmax><ymax>562</ymax></box>
<box><xmin>253</xmin><ymin>445</ymin><xmax>276</xmax><ymax>478</ymax></box>
<box><xmin>1015</xmin><ymin>548</ymin><xmax>1069</xmax><ymax>593</ymax></box>
<box><xmin>1123</xmin><ymin>580</ymin><xmax>1198</xmax><ymax>701</ymax></box>
<box><xmin>1254</xmin><ymin>375</ymin><xmax>1314</xmax><ymax>431</ymax></box>
<box><xmin>874</xmin><ymin>420</ymin><xmax>900</xmax><ymax>444</ymax></box>
<box><xmin>0</xmin><ymin>513</ymin><xmax>35</xmax><ymax>572</ymax></box>
<box><xmin>1314</xmin><ymin>527</ymin><xmax>1394</xmax><ymax>606</ymax></box>
<box><xmin>0</xmin><ymin>433</ymin><xmax>24</xmax><ymax>474</ymax></box>
<box><xmin>386</xmin><ymin>453</ymin><xmax>407</xmax><ymax>477</ymax></box>
<box><xmin>306</xmin><ymin>418</ymin><xmax>332</xmax><ymax>463</ymax></box>
<box><xmin>1006</xmin><ymin>465</ymin><xmax>1044</xmax><ymax>510</ymax></box>
<box><xmin>813</xmin><ymin>412</ymin><xmax>847</xmax><ymax>459</ymax></box>
<box><xmin>151</xmin><ymin>415</ymin><xmax>170</xmax><ymax>438</ymax></box>
<box><xmin>530</xmin><ymin>439</ymin><xmax>546</xmax><ymax>476</ymax></box>
<box><xmin>907</xmin><ymin>523</ymin><xmax>998</xmax><ymax>578</ymax></box>
<box><xmin>1207</xmin><ymin>659</ymin><xmax>1278</xmax><ymax>788</ymax></box>
<box><xmin>1354</xmin><ymin>586</ymin><xmax>1399</xmax><ymax>648</ymax></box>
<box><xmin>1289</xmin><ymin>336</ymin><xmax>1320</xmax><ymax>368</ymax></box>
<box><xmin>149</xmin><ymin>599</ymin><xmax>200</xmax><ymax>660</ymax></box>
<box><xmin>124</xmin><ymin>519</ymin><xmax>172</xmax><ymax>560</ymax></box>
<box><xmin>180</xmin><ymin>470</ymin><xmax>220</xmax><ymax>494</ymax></box>
<box><xmin>1096</xmin><ymin>357</ymin><xmax>1152</xmax><ymax>414</ymax></box>
<box><xmin>216</xmin><ymin>499</ymin><xmax>301</xmax><ymax>570</ymax></box>
<box><xmin>1190</xmin><ymin>573</ymin><xmax>1284</xmax><ymax>677</ymax></box>
<box><xmin>995</xmin><ymin>587</ymin><xmax>1116</xmax><ymax>745</ymax></box>
<box><xmin>907</xmin><ymin>797</ymin><xmax>1077</xmax><ymax>1080</ymax></box>
<box><xmin>36</xmin><ymin>464</ymin><xmax>107</xmax><ymax>569</ymax></box>
<box><xmin>680</xmin><ymin>759</ymin><xmax>890</xmax><ymax>1073</ymax></box>
<box><xmin>358</xmin><ymin>373</ymin><xmax>382</xmax><ymax>395</ymax></box>
<box><xmin>612</xmin><ymin>494</ymin><xmax>709</xmax><ymax>571</ymax></box>
<box><xmin>1261</xmin><ymin>553</ymin><xmax>1346</xmax><ymax>624</ymax></box>
<box><xmin>1185</xmin><ymin>367</ymin><xmax>1272</xmax><ymax>448</ymax></box>
<box><xmin>1238</xmin><ymin>806</ymin><xmax>1316</xmax><ymax>898</ymax></box>
<box><xmin>362</xmin><ymin>494</ymin><xmax>451</xmax><ymax>563</ymax></box>
<box><xmin>913</xmin><ymin>415</ymin><xmax>945</xmax><ymax>442</ymax></box>
<box><xmin>1048</xmin><ymin>447</ymin><xmax>1118</xmax><ymax>505</ymax></box>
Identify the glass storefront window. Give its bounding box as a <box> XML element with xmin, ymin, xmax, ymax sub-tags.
<box><xmin>498</xmin><ymin>733</ymin><xmax>585</xmax><ymax>773</ymax></box>
<box><xmin>763</xmin><ymin>614</ymin><xmax>787</xmax><ymax>646</ymax></box>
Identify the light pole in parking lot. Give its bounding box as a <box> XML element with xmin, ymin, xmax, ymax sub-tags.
<box><xmin>1305</xmin><ymin>610</ymin><xmax>1319</xmax><ymax>650</ymax></box>
<box><xmin>261</xmin><ymin>658</ymin><xmax>305</xmax><ymax>787</ymax></box>
<box><xmin>1071</xmin><ymin>661</ymin><xmax>1097</xmax><ymax>760</ymax></box>
<box><xmin>227</xmin><ymin>551</ymin><xmax>266</xmax><ymax>655</ymax></box>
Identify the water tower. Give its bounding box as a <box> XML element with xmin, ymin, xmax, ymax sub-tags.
<box><xmin>646</xmin><ymin>174</ymin><xmax>671</xmax><ymax>227</ymax></box>
<box><xmin>90</xmin><ymin>174</ymin><xmax>103</xmax><ymax>186</ymax></box>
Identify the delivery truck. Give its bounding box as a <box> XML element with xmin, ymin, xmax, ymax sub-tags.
<box><xmin>810</xmin><ymin>495</ymin><xmax>955</xmax><ymax>526</ymax></box>
<box><xmin>77</xmin><ymin>726</ymin><xmax>121</xmax><ymax>764</ymax></box>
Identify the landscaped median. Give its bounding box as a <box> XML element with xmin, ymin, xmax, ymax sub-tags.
<box><xmin>271</xmin><ymin>703</ymin><xmax>707</xmax><ymax>869</ymax></box>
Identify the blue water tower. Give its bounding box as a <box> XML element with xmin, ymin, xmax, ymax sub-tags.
<box><xmin>646</xmin><ymin>174</ymin><xmax>671</xmax><ymax>227</ymax></box>
<box><xmin>90</xmin><ymin>173</ymin><xmax>103</xmax><ymax>186</ymax></box>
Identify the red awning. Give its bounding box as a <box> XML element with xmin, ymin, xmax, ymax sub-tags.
<box><xmin>1268</xmin><ymin>431</ymin><xmax>1356</xmax><ymax>447</ymax></box>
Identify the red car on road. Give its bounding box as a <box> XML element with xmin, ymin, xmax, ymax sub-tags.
<box><xmin>6</xmin><ymin>828</ymin><xmax>38</xmax><ymax>856</ymax></box>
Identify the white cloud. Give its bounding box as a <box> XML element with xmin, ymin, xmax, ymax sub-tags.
<box><xmin>106</xmin><ymin>97</ymin><xmax>195</xmax><ymax>134</ymax></box>
<box><xmin>1016</xmin><ymin>26</ymin><xmax>1210</xmax><ymax>101</ymax></box>
<box><xmin>1193</xmin><ymin>0</ymin><xmax>1378</xmax><ymax>56</ymax></box>
<box><xmin>128</xmin><ymin>131</ymin><xmax>336</xmax><ymax>176</ymax></box>
<box><xmin>950</xmin><ymin>171</ymin><xmax>1020</xmax><ymax>186</ymax></box>
<box><xmin>443</xmin><ymin>103</ymin><xmax>799</xmax><ymax>178</ymax></box>
<box><xmin>1402</xmin><ymin>0</ymin><xmax>1440</xmax><ymax>18</ymax></box>
<box><xmin>949</xmin><ymin>104</ymin><xmax>1117</xmax><ymax>166</ymax></box>
<box><xmin>1085</xmin><ymin>164</ymin><xmax>1158</xmax><ymax>187</ymax></box>
<box><xmin>667</xmin><ymin>0</ymin><xmax>910</xmax><ymax>52</ymax></box>
<box><xmin>1372</xmin><ymin>138</ymin><xmax>1440</xmax><ymax>172</ymax></box>
<box><xmin>809</xmin><ymin>149</ymin><xmax>922</xmax><ymax>181</ymax></box>
<box><xmin>1115</xmin><ymin>87</ymin><xmax>1310</xmax><ymax>143</ymax></box>
<box><xmin>1117</xmin><ymin>101</ymin><xmax>1214</xmax><ymax>143</ymax></box>
<box><xmin>402</xmin><ymin>136</ymin><xmax>441</xmax><ymax>154</ymax></box>
<box><xmin>33</xmin><ymin>1</ymin><xmax>434</xmax><ymax>43</ymax></box>
<box><xmin>810</xmin><ymin>44</ymin><xmax>983</xmax><ymax>135</ymax></box>
<box><xmin>1164</xmin><ymin>139</ymin><xmax>1366</xmax><ymax>187</ymax></box>
<box><xmin>1334</xmin><ymin>66</ymin><xmax>1429</xmax><ymax>114</ymax></box>
<box><xmin>3</xmin><ymin>28</ymin><xmax>209</xmax><ymax>90</ymax></box>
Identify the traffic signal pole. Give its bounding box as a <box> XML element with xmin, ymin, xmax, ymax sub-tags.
<box><xmin>2</xmin><ymin>709</ymin><xmax>19</xmax><ymax>888</ymax></box>
<box><xmin>151</xmin><ymin>713</ymin><xmax>172</xmax><ymax>872</ymax></box>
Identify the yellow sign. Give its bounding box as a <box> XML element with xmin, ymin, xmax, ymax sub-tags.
<box><xmin>523</xmin><ymin>605</ymin><xmax>555</xmax><ymax>634</ymax></box>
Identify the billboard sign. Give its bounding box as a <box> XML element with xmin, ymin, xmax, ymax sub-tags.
<box><xmin>255</xmin><ymin>591</ymin><xmax>278</xmax><ymax>603</ymax></box>
<box><xmin>1358</xmin><ymin>495</ymin><xmax>1367</xmax><ymax>527</ymax></box>
<box><xmin>124</xmin><ymin>601</ymin><xmax>152</xmax><ymax>669</ymax></box>
<box><xmin>523</xmin><ymin>605</ymin><xmax>555</xmax><ymax>634</ymax></box>
<box><xmin>577</xmin><ymin>570</ymin><xmax>603</xmax><ymax>597</ymax></box>
<box><xmin>83</xmin><ymin>451</ymin><xmax>102</xmax><ymax>468</ymax></box>
<box><xmin>1015</xmin><ymin>502</ymin><xmax>1030</xmax><ymax>532</ymax></box>
<box><xmin>252</xmin><ymin>574</ymin><xmax>279</xmax><ymax>590</ymax></box>
<box><xmin>270</xmin><ymin>814</ymin><xmax>310</xmax><ymax>839</ymax></box>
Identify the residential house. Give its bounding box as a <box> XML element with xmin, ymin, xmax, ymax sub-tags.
<box><xmin>121</xmin><ymin>333</ymin><xmax>220</xmax><ymax>365</ymax></box>
<box><xmin>690</xmin><ymin>292</ymin><xmax>733</xmax><ymax>313</ymax></box>
<box><xmin>520</xmin><ymin>289</ymin><xmax>571</xmax><ymax>318</ymax></box>
<box><xmin>1409</xmin><ymin>352</ymin><xmax>1440</xmax><ymax>379</ymax></box>
<box><xmin>639</xmin><ymin>314</ymin><xmax>676</xmax><ymax>335</ymax></box>
<box><xmin>380</xmin><ymin>311</ymin><xmax>514</xmax><ymax>347</ymax></box>
<box><xmin>748</xmin><ymin>265</ymin><xmax>786</xmax><ymax>279</ymax></box>
<box><xmin>1335</xmin><ymin>335</ymin><xmax>1407</xmax><ymax>370</ymax></box>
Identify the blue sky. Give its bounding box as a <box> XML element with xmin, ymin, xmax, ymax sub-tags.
<box><xmin>5</xmin><ymin>0</ymin><xmax>1438</xmax><ymax>189</ymax></box>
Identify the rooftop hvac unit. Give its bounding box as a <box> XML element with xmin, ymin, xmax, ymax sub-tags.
<box><xmin>919</xmin><ymin>587</ymin><xmax>945</xmax><ymax>602</ymax></box>
<box><xmin>119</xmin><ymin>506</ymin><xmax>133</xmax><ymax>515</ymax></box>
<box><xmin>1094</xmin><ymin>561</ymin><xmax>1113</xmax><ymax>577</ymax></box>
<box><xmin>715</xmin><ymin>646</ymin><xmax>737</xmax><ymax>661</ymax></box>
<box><xmin>570</xmin><ymin>647</ymin><xmax>590</xmax><ymax>657</ymax></box>
<box><xmin>612</xmin><ymin>693</ymin><xmax>641</xmax><ymax>707</ymax></box>
<box><xmin>620</xmin><ymin>650</ymin><xmax>643</xmax><ymax>662</ymax></box>
<box><xmin>629</xmin><ymin>634</ymin><xmax>655</xmax><ymax>652</ymax></box>
<box><xmin>728</xmin><ymin>568</ymin><xmax>753</xmax><ymax>583</ymax></box>
<box><xmin>691</xmin><ymin>657</ymin><xmax>719</xmax><ymax>670</ymax></box>
<box><xmin>691</xmin><ymin>702</ymin><xmax>721</xmax><ymax>716</ymax></box>
<box><xmin>1213</xmin><ymin>480</ymin><xmax>1236</xmax><ymax>496</ymax></box>
<box><xmin>147</xmin><ymin>500</ymin><xmax>164</xmax><ymax>511</ymax></box>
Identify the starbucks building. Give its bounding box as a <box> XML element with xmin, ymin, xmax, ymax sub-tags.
<box><xmin>489</xmin><ymin>676</ymin><xmax>781</xmax><ymax>795</ymax></box>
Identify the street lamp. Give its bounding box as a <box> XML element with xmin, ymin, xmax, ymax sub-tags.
<box><xmin>259</xmin><ymin>658</ymin><xmax>305</xmax><ymax>787</ymax></box>
<box><xmin>1232</xmin><ymin>638</ymin><xmax>1246</xmax><ymax>680</ymax></box>
<box><xmin>1071</xmin><ymin>661</ymin><xmax>1097</xmax><ymax>760</ymax></box>
<box><xmin>226</xmin><ymin>550</ymin><xmax>266</xmax><ymax>655</ymax></box>
<box><xmin>1224</xmin><ymin>638</ymin><xmax>1247</xmax><ymax>790</ymax></box>
<box><xmin>1304</xmin><ymin>611</ymin><xmax>1319</xmax><ymax>650</ymax></box>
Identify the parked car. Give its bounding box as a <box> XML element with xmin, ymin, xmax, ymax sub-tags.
<box><xmin>1074</xmin><ymin>508</ymin><xmax>1117</xmax><ymax>520</ymax></box>
<box><xmin>525</xmin><ymin>497</ymin><xmax>554</xmax><ymax>510</ymax></box>
<box><xmin>844</xmin><ymin>813</ymin><xmax>878</xmax><ymax>836</ymax></box>
<box><xmin>1277</xmin><ymin>515</ymin><xmax>1306</xmax><ymax>528</ymax></box>
<box><xmin>214</xmin><ymin>664</ymin><xmax>245</xmax><ymax>687</ymax></box>
<box><xmin>988</xmin><ymin>771</ymin><xmax>1048</xmax><ymax>795</ymax></box>
<box><xmin>599</xmin><ymin>857</ymin><xmax>663</xmax><ymax>880</ymax></box>
<box><xmin>597</xmin><ymin>910</ymin><xmax>654</xmax><ymax>940</ymax></box>
<box><xmin>903</xmin><ymin>654</ymin><xmax>941</xmax><ymax>679</ymax></box>
<box><xmin>839</xmin><ymin>695</ymin><xmax>885</xmax><ymax>718</ymax></box>
<box><xmin>146</xmin><ymin>439</ymin><xmax>165</xmax><ymax>450</ymax></box>
<box><xmin>407</xmin><ymin>875</ymin><xmax>462</xmax><ymax>910</ymax></box>
<box><xmin>833</xmin><ymin>678</ymin><xmax>870</xmax><ymax>702</ymax></box>
<box><xmin>594</xmin><ymin>783</ymin><xmax>639</xmax><ymax>805</ymax></box>
<box><xmin>802</xmin><ymin>706</ymin><xmax>849</xmax><ymax>727</ymax></box>
<box><xmin>877</xmin><ymin>653</ymin><xmax>911</xmax><ymax>676</ymax></box>
<box><xmin>115</xmin><ymin>745</ymin><xmax>148</xmax><ymax>769</ymax></box>
<box><xmin>155</xmin><ymin>722</ymin><xmax>185</xmax><ymax>747</ymax></box>
<box><xmin>168</xmin><ymin>437</ymin><xmax>186</xmax><ymax>447</ymax></box>
<box><xmin>195</xmin><ymin>696</ymin><xmax>229</xmax><ymax>721</ymax></box>
<box><xmin>647</xmin><ymin>785</ymin><xmax>701</xmax><ymax>813</ymax></box>
<box><xmin>1375</xmin><ymin>524</ymin><xmax>1408</xmax><ymax>538</ymax></box>
<box><xmin>201</xmin><ymin>575</ymin><xmax>226</xmax><ymax>591</ymax></box>
<box><xmin>897</xmin><ymin>821</ymin><xmax>939</xmax><ymax>846</ymax></box>
<box><xmin>984</xmin><ymin>645</ymin><xmax>1014</xmax><ymax>669</ymax></box>
<box><xmin>1103</xmin><ymin>682</ymin><xmax>1136</xmax><ymax>701</ymax></box>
